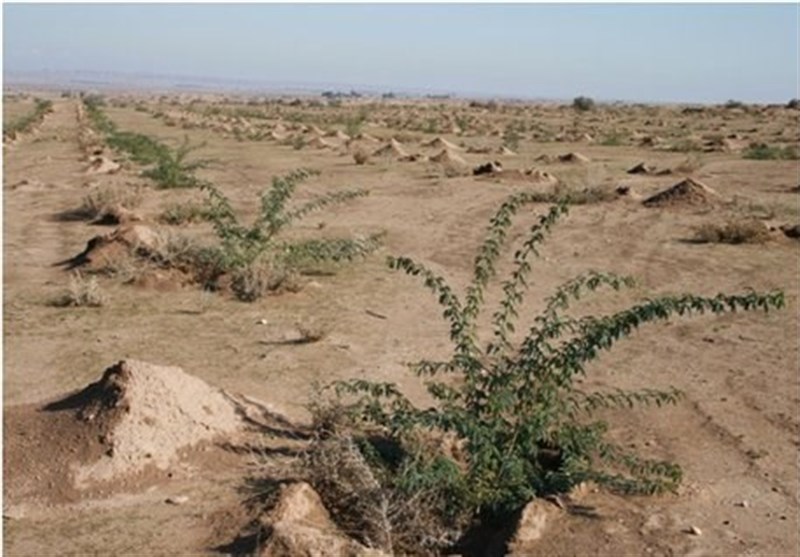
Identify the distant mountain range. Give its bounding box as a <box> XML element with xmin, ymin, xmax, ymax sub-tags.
<box><xmin>2</xmin><ymin>69</ymin><xmax>562</xmax><ymax>102</ymax></box>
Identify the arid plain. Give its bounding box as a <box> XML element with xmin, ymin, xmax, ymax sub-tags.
<box><xmin>3</xmin><ymin>91</ymin><xmax>798</xmax><ymax>555</ymax></box>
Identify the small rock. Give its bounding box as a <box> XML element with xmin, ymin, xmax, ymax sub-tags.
<box><xmin>257</xmin><ymin>318</ymin><xmax>268</xmax><ymax>325</ymax></box>
<box><xmin>165</xmin><ymin>496</ymin><xmax>189</xmax><ymax>505</ymax></box>
<box><xmin>735</xmin><ymin>500</ymin><xmax>750</xmax><ymax>508</ymax></box>
<box><xmin>687</xmin><ymin>525</ymin><xmax>702</xmax><ymax>536</ymax></box>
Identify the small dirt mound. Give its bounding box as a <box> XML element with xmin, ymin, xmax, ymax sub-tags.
<box><xmin>642</xmin><ymin>177</ymin><xmax>720</xmax><ymax>208</ymax></box>
<box><xmin>473</xmin><ymin>161</ymin><xmax>503</xmax><ymax>176</ymax></box>
<box><xmin>268</xmin><ymin>130</ymin><xmax>288</xmax><ymax>141</ymax></box>
<box><xmin>781</xmin><ymin>224</ymin><xmax>800</xmax><ymax>239</ymax></box>
<box><xmin>627</xmin><ymin>162</ymin><xmax>656</xmax><ymax>175</ymax></box>
<box><xmin>557</xmin><ymin>152</ymin><xmax>591</xmax><ymax>164</ymax></box>
<box><xmin>258</xmin><ymin>482</ymin><xmax>379</xmax><ymax>557</ymax></box>
<box><xmin>326</xmin><ymin>130</ymin><xmax>351</xmax><ymax>142</ymax></box>
<box><xmin>372</xmin><ymin>138</ymin><xmax>410</xmax><ymax>159</ymax></box>
<box><xmin>306</xmin><ymin>136</ymin><xmax>336</xmax><ymax>150</ymax></box>
<box><xmin>497</xmin><ymin>145</ymin><xmax>517</xmax><ymax>156</ymax></box>
<box><xmin>422</xmin><ymin>136</ymin><xmax>464</xmax><ymax>151</ymax></box>
<box><xmin>430</xmin><ymin>148</ymin><xmax>468</xmax><ymax>165</ymax></box>
<box><xmin>85</xmin><ymin>155</ymin><xmax>121</xmax><ymax>175</ymax></box>
<box><xmin>90</xmin><ymin>204</ymin><xmax>143</xmax><ymax>226</ymax></box>
<box><xmin>59</xmin><ymin>224</ymin><xmax>162</xmax><ymax>272</ymax></box>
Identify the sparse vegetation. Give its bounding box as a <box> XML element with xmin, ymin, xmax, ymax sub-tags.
<box><xmin>158</xmin><ymin>201</ymin><xmax>215</xmax><ymax>225</ymax></box>
<box><xmin>742</xmin><ymin>142</ymin><xmax>799</xmax><ymax>161</ymax></box>
<box><xmin>675</xmin><ymin>154</ymin><xmax>704</xmax><ymax>174</ymax></box>
<box><xmin>55</xmin><ymin>185</ymin><xmax>142</xmax><ymax>223</ymax></box>
<box><xmin>82</xmin><ymin>98</ymin><xmax>211</xmax><ymax>188</ymax></box>
<box><xmin>692</xmin><ymin>220</ymin><xmax>771</xmax><ymax>244</ymax></box>
<box><xmin>502</xmin><ymin>122</ymin><xmax>523</xmax><ymax>151</ymax></box>
<box><xmin>52</xmin><ymin>272</ymin><xmax>108</xmax><ymax>308</ymax></box>
<box><xmin>724</xmin><ymin>99</ymin><xmax>745</xmax><ymax>109</ymax></box>
<box><xmin>3</xmin><ymin>98</ymin><xmax>53</xmax><ymax>140</ymax></box>
<box><xmin>599</xmin><ymin>130</ymin><xmax>626</xmax><ymax>146</ymax></box>
<box><xmin>305</xmin><ymin>195</ymin><xmax>784</xmax><ymax>554</ymax></box>
<box><xmin>182</xmin><ymin>169</ymin><xmax>381</xmax><ymax>300</ymax></box>
<box><xmin>572</xmin><ymin>96</ymin><xmax>596</xmax><ymax>112</ymax></box>
<box><xmin>141</xmin><ymin>136</ymin><xmax>211</xmax><ymax>189</ymax></box>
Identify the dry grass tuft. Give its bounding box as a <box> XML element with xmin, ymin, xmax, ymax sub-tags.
<box><xmin>692</xmin><ymin>220</ymin><xmax>771</xmax><ymax>244</ymax></box>
<box><xmin>51</xmin><ymin>272</ymin><xmax>108</xmax><ymax>307</ymax></box>
<box><xmin>352</xmin><ymin>150</ymin><xmax>370</xmax><ymax>165</ymax></box>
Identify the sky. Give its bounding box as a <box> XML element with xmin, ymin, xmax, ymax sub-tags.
<box><xmin>2</xmin><ymin>3</ymin><xmax>798</xmax><ymax>103</ymax></box>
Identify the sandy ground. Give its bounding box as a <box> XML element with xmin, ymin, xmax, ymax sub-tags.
<box><xmin>3</xmin><ymin>93</ymin><xmax>799</xmax><ymax>555</ymax></box>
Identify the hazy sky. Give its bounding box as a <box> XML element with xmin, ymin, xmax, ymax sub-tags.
<box><xmin>3</xmin><ymin>3</ymin><xmax>798</xmax><ymax>102</ymax></box>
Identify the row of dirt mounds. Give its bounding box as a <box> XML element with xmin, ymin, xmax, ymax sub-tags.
<box><xmin>3</xmin><ymin>360</ymin><xmax>245</xmax><ymax>507</ymax></box>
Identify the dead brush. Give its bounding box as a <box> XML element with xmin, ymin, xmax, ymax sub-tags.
<box><xmin>526</xmin><ymin>181</ymin><xmax>618</xmax><ymax>204</ymax></box>
<box><xmin>674</xmin><ymin>154</ymin><xmax>704</xmax><ymax>174</ymax></box>
<box><xmin>692</xmin><ymin>220</ymin><xmax>771</xmax><ymax>244</ymax></box>
<box><xmin>157</xmin><ymin>201</ymin><xmax>214</xmax><ymax>225</ymax></box>
<box><xmin>231</xmin><ymin>258</ymin><xmax>302</xmax><ymax>302</ymax></box>
<box><xmin>51</xmin><ymin>272</ymin><xmax>108</xmax><ymax>307</ymax></box>
<box><xmin>352</xmin><ymin>149</ymin><xmax>370</xmax><ymax>165</ymax></box>
<box><xmin>299</xmin><ymin>397</ymin><xmax>470</xmax><ymax>555</ymax></box>
<box><xmin>59</xmin><ymin>185</ymin><xmax>143</xmax><ymax>222</ymax></box>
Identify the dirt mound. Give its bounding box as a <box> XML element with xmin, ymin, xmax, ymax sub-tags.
<box><xmin>422</xmin><ymin>136</ymin><xmax>463</xmax><ymax>151</ymax></box>
<box><xmin>628</xmin><ymin>162</ymin><xmax>673</xmax><ymax>176</ymax></box>
<box><xmin>326</xmin><ymin>130</ymin><xmax>351</xmax><ymax>142</ymax></box>
<box><xmin>475</xmin><ymin>166</ymin><xmax>557</xmax><ymax>185</ymax></box>
<box><xmin>627</xmin><ymin>162</ymin><xmax>656</xmax><ymax>175</ymax></box>
<box><xmin>372</xmin><ymin>138</ymin><xmax>410</xmax><ymax>159</ymax></box>
<box><xmin>642</xmin><ymin>177</ymin><xmax>720</xmax><ymax>208</ymax></box>
<box><xmin>522</xmin><ymin>168</ymin><xmax>558</xmax><ymax>184</ymax></box>
<box><xmin>497</xmin><ymin>145</ymin><xmax>517</xmax><ymax>156</ymax></box>
<box><xmin>259</xmin><ymin>482</ymin><xmax>380</xmax><ymax>557</ymax></box>
<box><xmin>3</xmin><ymin>360</ymin><xmax>243</xmax><ymax>504</ymax></box>
<box><xmin>557</xmin><ymin>152</ymin><xmax>591</xmax><ymax>164</ymax></box>
<box><xmin>59</xmin><ymin>224</ymin><xmax>162</xmax><ymax>272</ymax></box>
<box><xmin>72</xmin><ymin>360</ymin><xmax>242</xmax><ymax>485</ymax></box>
<box><xmin>306</xmin><ymin>136</ymin><xmax>336</xmax><ymax>150</ymax></box>
<box><xmin>85</xmin><ymin>155</ymin><xmax>121</xmax><ymax>175</ymax></box>
<box><xmin>91</xmin><ymin>204</ymin><xmax>143</xmax><ymax>226</ymax></box>
<box><xmin>781</xmin><ymin>223</ymin><xmax>800</xmax><ymax>239</ymax></box>
<box><xmin>473</xmin><ymin>161</ymin><xmax>503</xmax><ymax>176</ymax></box>
<box><xmin>429</xmin><ymin>148</ymin><xmax>468</xmax><ymax>165</ymax></box>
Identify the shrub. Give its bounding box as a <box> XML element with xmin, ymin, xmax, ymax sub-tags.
<box><xmin>196</xmin><ymin>169</ymin><xmax>381</xmax><ymax>300</ymax></box>
<box><xmin>668</xmin><ymin>138</ymin><xmax>703</xmax><ymax>153</ymax></box>
<box><xmin>107</xmin><ymin>131</ymin><xmax>170</xmax><ymax>165</ymax></box>
<box><xmin>158</xmin><ymin>201</ymin><xmax>214</xmax><ymax>225</ymax></box>
<box><xmin>599</xmin><ymin>131</ymin><xmax>626</xmax><ymax>146</ymax></box>
<box><xmin>724</xmin><ymin>99</ymin><xmax>745</xmax><ymax>109</ymax></box>
<box><xmin>572</xmin><ymin>96</ymin><xmax>595</xmax><ymax>111</ymax></box>
<box><xmin>502</xmin><ymin>122</ymin><xmax>523</xmax><ymax>151</ymax></box>
<box><xmin>141</xmin><ymin>136</ymin><xmax>211</xmax><ymax>189</ymax></box>
<box><xmin>692</xmin><ymin>220</ymin><xmax>771</xmax><ymax>244</ymax></box>
<box><xmin>82</xmin><ymin>185</ymin><xmax>141</xmax><ymax>219</ymax></box>
<box><xmin>353</xmin><ymin>149</ymin><xmax>370</xmax><ymax>165</ymax></box>
<box><xmin>675</xmin><ymin>154</ymin><xmax>704</xmax><ymax>174</ymax></box>
<box><xmin>787</xmin><ymin>98</ymin><xmax>800</xmax><ymax>110</ymax></box>
<box><xmin>317</xmin><ymin>194</ymin><xmax>784</xmax><ymax>552</ymax></box>
<box><xmin>742</xmin><ymin>143</ymin><xmax>799</xmax><ymax>161</ymax></box>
